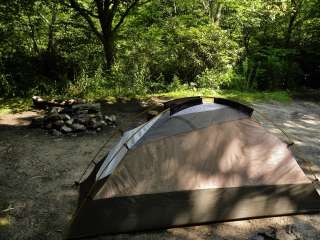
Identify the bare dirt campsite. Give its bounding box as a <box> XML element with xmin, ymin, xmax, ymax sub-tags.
<box><xmin>1</xmin><ymin>97</ymin><xmax>320</xmax><ymax>240</ymax></box>
<box><xmin>2</xmin><ymin>0</ymin><xmax>320</xmax><ymax>239</ymax></box>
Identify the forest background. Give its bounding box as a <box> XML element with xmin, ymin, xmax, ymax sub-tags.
<box><xmin>0</xmin><ymin>0</ymin><xmax>319</xmax><ymax>102</ymax></box>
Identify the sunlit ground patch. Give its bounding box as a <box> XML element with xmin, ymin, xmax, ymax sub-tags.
<box><xmin>0</xmin><ymin>216</ymin><xmax>10</xmax><ymax>227</ymax></box>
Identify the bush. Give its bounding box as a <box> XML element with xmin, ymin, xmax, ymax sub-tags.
<box><xmin>195</xmin><ymin>68</ymin><xmax>238</xmax><ymax>89</ymax></box>
<box><xmin>115</xmin><ymin>22</ymin><xmax>240</xmax><ymax>93</ymax></box>
<box><xmin>0</xmin><ymin>51</ymin><xmax>80</xmax><ymax>97</ymax></box>
<box><xmin>239</xmin><ymin>48</ymin><xmax>304</xmax><ymax>90</ymax></box>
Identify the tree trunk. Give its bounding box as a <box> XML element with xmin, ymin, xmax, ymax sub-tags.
<box><xmin>214</xmin><ymin>3</ymin><xmax>223</xmax><ymax>25</ymax></box>
<box><xmin>285</xmin><ymin>13</ymin><xmax>297</xmax><ymax>47</ymax></box>
<box><xmin>102</xmin><ymin>35</ymin><xmax>114</xmax><ymax>71</ymax></box>
<box><xmin>27</xmin><ymin>15</ymin><xmax>39</xmax><ymax>54</ymax></box>
<box><xmin>173</xmin><ymin>0</ymin><xmax>177</xmax><ymax>15</ymax></box>
<box><xmin>208</xmin><ymin>0</ymin><xmax>214</xmax><ymax>21</ymax></box>
<box><xmin>47</xmin><ymin>8</ymin><xmax>57</xmax><ymax>54</ymax></box>
<box><xmin>285</xmin><ymin>0</ymin><xmax>300</xmax><ymax>47</ymax></box>
<box><xmin>67</xmin><ymin>0</ymin><xmax>143</xmax><ymax>72</ymax></box>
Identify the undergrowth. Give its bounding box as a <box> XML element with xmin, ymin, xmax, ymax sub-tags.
<box><xmin>0</xmin><ymin>88</ymin><xmax>291</xmax><ymax>114</ymax></box>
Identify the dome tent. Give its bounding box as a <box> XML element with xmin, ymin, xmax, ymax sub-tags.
<box><xmin>67</xmin><ymin>97</ymin><xmax>320</xmax><ymax>239</ymax></box>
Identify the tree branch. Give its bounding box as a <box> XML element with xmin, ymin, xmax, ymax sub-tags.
<box><xmin>94</xmin><ymin>0</ymin><xmax>113</xmax><ymax>37</ymax></box>
<box><xmin>66</xmin><ymin>0</ymin><xmax>102</xmax><ymax>40</ymax></box>
<box><xmin>113</xmin><ymin>0</ymin><xmax>143</xmax><ymax>33</ymax></box>
<box><xmin>61</xmin><ymin>0</ymin><xmax>99</xmax><ymax>18</ymax></box>
<box><xmin>110</xmin><ymin>0</ymin><xmax>120</xmax><ymax>19</ymax></box>
<box><xmin>59</xmin><ymin>20</ymin><xmax>90</xmax><ymax>30</ymax></box>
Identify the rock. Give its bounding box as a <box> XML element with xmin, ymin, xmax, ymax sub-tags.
<box><xmin>100</xmin><ymin>120</ymin><xmax>107</xmax><ymax>126</ymax></box>
<box><xmin>50</xmin><ymin>129</ymin><xmax>62</xmax><ymax>137</ymax></box>
<box><xmin>88</xmin><ymin>119</ymin><xmax>99</xmax><ymax>129</ymax></box>
<box><xmin>75</xmin><ymin>118</ymin><xmax>86</xmax><ymax>125</ymax></box>
<box><xmin>147</xmin><ymin>110</ymin><xmax>159</xmax><ymax>120</ymax></box>
<box><xmin>87</xmin><ymin>119</ymin><xmax>95</xmax><ymax>128</ymax></box>
<box><xmin>67</xmin><ymin>99</ymin><xmax>76</xmax><ymax>105</ymax></box>
<box><xmin>87</xmin><ymin>130</ymin><xmax>97</xmax><ymax>135</ymax></box>
<box><xmin>53</xmin><ymin>120</ymin><xmax>64</xmax><ymax>128</ymax></box>
<box><xmin>65</xmin><ymin>119</ymin><xmax>74</xmax><ymax>126</ymax></box>
<box><xmin>32</xmin><ymin>96</ymin><xmax>46</xmax><ymax>109</ymax></box>
<box><xmin>44</xmin><ymin>122</ymin><xmax>53</xmax><ymax>130</ymax></box>
<box><xmin>49</xmin><ymin>99</ymin><xmax>57</xmax><ymax>104</ymax></box>
<box><xmin>104</xmin><ymin>114</ymin><xmax>117</xmax><ymax>123</ymax></box>
<box><xmin>74</xmin><ymin>114</ymin><xmax>90</xmax><ymax>124</ymax></box>
<box><xmin>95</xmin><ymin>113</ymin><xmax>104</xmax><ymax>121</ymax></box>
<box><xmin>61</xmin><ymin>114</ymin><xmax>71</xmax><ymax>120</ymax></box>
<box><xmin>50</xmin><ymin>107</ymin><xmax>63</xmax><ymax>114</ymax></box>
<box><xmin>76</xmin><ymin>110</ymin><xmax>89</xmax><ymax>115</ymax></box>
<box><xmin>104</xmin><ymin>115</ymin><xmax>112</xmax><ymax>122</ymax></box>
<box><xmin>47</xmin><ymin>112</ymin><xmax>61</xmax><ymax>121</ymax></box>
<box><xmin>32</xmin><ymin>96</ymin><xmax>44</xmax><ymax>102</ymax></box>
<box><xmin>148</xmin><ymin>110</ymin><xmax>159</xmax><ymax>116</ymax></box>
<box><xmin>72</xmin><ymin>103</ymin><xmax>100</xmax><ymax>113</ymax></box>
<box><xmin>71</xmin><ymin>123</ymin><xmax>86</xmax><ymax>131</ymax></box>
<box><xmin>31</xmin><ymin>98</ymin><xmax>116</xmax><ymax>136</ymax></box>
<box><xmin>140</xmin><ymin>101</ymin><xmax>149</xmax><ymax>108</ymax></box>
<box><xmin>110</xmin><ymin>114</ymin><xmax>116</xmax><ymax>122</ymax></box>
<box><xmin>60</xmin><ymin>106</ymin><xmax>73</xmax><ymax>115</ymax></box>
<box><xmin>61</xmin><ymin>125</ymin><xmax>72</xmax><ymax>133</ymax></box>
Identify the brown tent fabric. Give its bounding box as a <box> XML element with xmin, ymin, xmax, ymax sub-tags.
<box><xmin>95</xmin><ymin>119</ymin><xmax>309</xmax><ymax>199</ymax></box>
<box><xmin>69</xmin><ymin>184</ymin><xmax>319</xmax><ymax>239</ymax></box>
<box><xmin>67</xmin><ymin>98</ymin><xmax>320</xmax><ymax>239</ymax></box>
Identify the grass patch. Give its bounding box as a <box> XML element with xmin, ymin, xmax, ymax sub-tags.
<box><xmin>0</xmin><ymin>89</ymin><xmax>291</xmax><ymax>114</ymax></box>
<box><xmin>0</xmin><ymin>98</ymin><xmax>33</xmax><ymax>115</ymax></box>
<box><xmin>152</xmin><ymin>89</ymin><xmax>291</xmax><ymax>103</ymax></box>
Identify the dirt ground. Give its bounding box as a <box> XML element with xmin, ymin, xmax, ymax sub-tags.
<box><xmin>0</xmin><ymin>98</ymin><xmax>319</xmax><ymax>240</ymax></box>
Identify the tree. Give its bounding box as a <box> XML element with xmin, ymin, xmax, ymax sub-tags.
<box><xmin>1</xmin><ymin>0</ymin><xmax>320</xmax><ymax>97</ymax></box>
<box><xmin>64</xmin><ymin>0</ymin><xmax>147</xmax><ymax>71</ymax></box>
<box><xmin>201</xmin><ymin>0</ymin><xmax>223</xmax><ymax>25</ymax></box>
<box><xmin>285</xmin><ymin>0</ymin><xmax>303</xmax><ymax>47</ymax></box>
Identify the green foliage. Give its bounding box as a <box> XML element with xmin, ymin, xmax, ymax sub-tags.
<box><xmin>153</xmin><ymin>89</ymin><xmax>291</xmax><ymax>103</ymax></box>
<box><xmin>0</xmin><ymin>0</ymin><xmax>319</xmax><ymax>99</ymax></box>
<box><xmin>0</xmin><ymin>90</ymin><xmax>291</xmax><ymax>114</ymax></box>
<box><xmin>195</xmin><ymin>68</ymin><xmax>237</xmax><ymax>89</ymax></box>
<box><xmin>173</xmin><ymin>24</ymin><xmax>239</xmax><ymax>81</ymax></box>
<box><xmin>0</xmin><ymin>98</ymin><xmax>32</xmax><ymax>114</ymax></box>
<box><xmin>167</xmin><ymin>75</ymin><xmax>185</xmax><ymax>91</ymax></box>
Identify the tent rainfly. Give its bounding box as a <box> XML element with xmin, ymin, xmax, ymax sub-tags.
<box><xmin>67</xmin><ymin>97</ymin><xmax>320</xmax><ymax>239</ymax></box>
